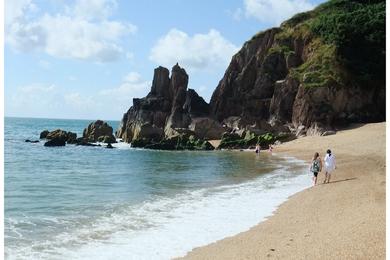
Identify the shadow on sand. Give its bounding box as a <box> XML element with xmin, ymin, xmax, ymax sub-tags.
<box><xmin>323</xmin><ymin>177</ymin><xmax>357</xmax><ymax>185</ymax></box>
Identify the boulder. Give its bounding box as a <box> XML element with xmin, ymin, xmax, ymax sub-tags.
<box><xmin>46</xmin><ymin>129</ymin><xmax>69</xmax><ymax>142</ymax></box>
<box><xmin>66</xmin><ymin>132</ymin><xmax>77</xmax><ymax>144</ymax></box>
<box><xmin>97</xmin><ymin>135</ymin><xmax>116</xmax><ymax>144</ymax></box>
<box><xmin>40</xmin><ymin>130</ymin><xmax>49</xmax><ymax>139</ymax></box>
<box><xmin>83</xmin><ymin>120</ymin><xmax>116</xmax><ymax>143</ymax></box>
<box><xmin>131</xmin><ymin>138</ymin><xmax>152</xmax><ymax>148</ymax></box>
<box><xmin>106</xmin><ymin>143</ymin><xmax>114</xmax><ymax>149</ymax></box>
<box><xmin>188</xmin><ymin>117</ymin><xmax>225</xmax><ymax>140</ymax></box>
<box><xmin>44</xmin><ymin>138</ymin><xmax>66</xmax><ymax>147</ymax></box>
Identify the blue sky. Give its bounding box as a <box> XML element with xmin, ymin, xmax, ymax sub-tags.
<box><xmin>5</xmin><ymin>0</ymin><xmax>326</xmax><ymax>120</ymax></box>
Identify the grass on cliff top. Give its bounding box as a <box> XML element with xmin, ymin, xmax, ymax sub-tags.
<box><xmin>283</xmin><ymin>0</ymin><xmax>384</xmax><ymax>86</ymax></box>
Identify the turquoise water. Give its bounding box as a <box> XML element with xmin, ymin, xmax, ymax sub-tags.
<box><xmin>5</xmin><ymin>117</ymin><xmax>311</xmax><ymax>260</ymax></box>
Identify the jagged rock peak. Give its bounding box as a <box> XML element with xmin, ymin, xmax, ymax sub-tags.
<box><xmin>150</xmin><ymin>66</ymin><xmax>170</xmax><ymax>98</ymax></box>
<box><xmin>169</xmin><ymin>63</ymin><xmax>188</xmax><ymax>99</ymax></box>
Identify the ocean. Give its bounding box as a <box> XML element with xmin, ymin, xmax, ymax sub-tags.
<box><xmin>5</xmin><ymin>117</ymin><xmax>311</xmax><ymax>260</ymax></box>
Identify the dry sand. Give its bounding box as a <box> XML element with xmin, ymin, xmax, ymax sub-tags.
<box><xmin>180</xmin><ymin>122</ymin><xmax>386</xmax><ymax>259</ymax></box>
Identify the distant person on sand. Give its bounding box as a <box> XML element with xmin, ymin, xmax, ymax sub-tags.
<box><xmin>268</xmin><ymin>144</ymin><xmax>273</xmax><ymax>153</ymax></box>
<box><xmin>324</xmin><ymin>149</ymin><xmax>336</xmax><ymax>183</ymax></box>
<box><xmin>255</xmin><ymin>144</ymin><xmax>260</xmax><ymax>154</ymax></box>
<box><xmin>310</xmin><ymin>152</ymin><xmax>322</xmax><ymax>186</ymax></box>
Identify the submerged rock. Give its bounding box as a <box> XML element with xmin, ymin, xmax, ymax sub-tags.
<box><xmin>25</xmin><ymin>139</ymin><xmax>39</xmax><ymax>143</ymax></box>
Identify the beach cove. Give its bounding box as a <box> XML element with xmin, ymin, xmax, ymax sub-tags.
<box><xmin>180</xmin><ymin>122</ymin><xmax>386</xmax><ymax>259</ymax></box>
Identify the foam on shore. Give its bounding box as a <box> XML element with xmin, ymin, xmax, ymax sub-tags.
<box><xmin>8</xmin><ymin>156</ymin><xmax>311</xmax><ymax>260</ymax></box>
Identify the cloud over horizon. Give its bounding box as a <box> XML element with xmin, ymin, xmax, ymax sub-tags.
<box><xmin>7</xmin><ymin>70</ymin><xmax>151</xmax><ymax>120</ymax></box>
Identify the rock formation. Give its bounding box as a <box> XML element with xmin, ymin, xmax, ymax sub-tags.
<box><xmin>83</xmin><ymin>120</ymin><xmax>116</xmax><ymax>143</ymax></box>
<box><xmin>42</xmin><ymin>129</ymin><xmax>77</xmax><ymax>143</ymax></box>
<box><xmin>117</xmin><ymin>64</ymin><xmax>223</xmax><ymax>149</ymax></box>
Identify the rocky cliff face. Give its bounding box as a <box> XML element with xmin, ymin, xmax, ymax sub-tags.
<box><xmin>210</xmin><ymin>0</ymin><xmax>385</xmax><ymax>135</ymax></box>
<box><xmin>118</xmin><ymin>0</ymin><xmax>385</xmax><ymax>147</ymax></box>
<box><xmin>116</xmin><ymin>64</ymin><xmax>221</xmax><ymax>144</ymax></box>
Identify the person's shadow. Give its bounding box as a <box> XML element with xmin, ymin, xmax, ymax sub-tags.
<box><xmin>323</xmin><ymin>177</ymin><xmax>357</xmax><ymax>184</ymax></box>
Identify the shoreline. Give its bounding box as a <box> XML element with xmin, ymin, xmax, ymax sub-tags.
<box><xmin>179</xmin><ymin>122</ymin><xmax>385</xmax><ymax>259</ymax></box>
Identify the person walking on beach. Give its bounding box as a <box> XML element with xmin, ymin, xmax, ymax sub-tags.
<box><xmin>255</xmin><ymin>144</ymin><xmax>260</xmax><ymax>154</ymax></box>
<box><xmin>323</xmin><ymin>149</ymin><xmax>336</xmax><ymax>183</ymax></box>
<box><xmin>310</xmin><ymin>152</ymin><xmax>322</xmax><ymax>186</ymax></box>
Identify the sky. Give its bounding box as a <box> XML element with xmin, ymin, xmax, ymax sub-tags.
<box><xmin>4</xmin><ymin>0</ymin><xmax>326</xmax><ymax>120</ymax></box>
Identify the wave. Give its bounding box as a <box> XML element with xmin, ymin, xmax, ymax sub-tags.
<box><xmin>6</xmin><ymin>156</ymin><xmax>311</xmax><ymax>260</ymax></box>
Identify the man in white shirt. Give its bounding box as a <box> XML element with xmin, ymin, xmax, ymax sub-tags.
<box><xmin>324</xmin><ymin>149</ymin><xmax>336</xmax><ymax>183</ymax></box>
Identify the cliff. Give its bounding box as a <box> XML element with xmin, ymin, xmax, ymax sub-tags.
<box><xmin>210</xmin><ymin>0</ymin><xmax>385</xmax><ymax>134</ymax></box>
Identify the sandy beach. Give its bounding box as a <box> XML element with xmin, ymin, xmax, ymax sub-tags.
<box><xmin>180</xmin><ymin>122</ymin><xmax>386</xmax><ymax>259</ymax></box>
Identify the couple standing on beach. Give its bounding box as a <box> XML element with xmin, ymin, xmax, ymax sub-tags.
<box><xmin>310</xmin><ymin>149</ymin><xmax>336</xmax><ymax>186</ymax></box>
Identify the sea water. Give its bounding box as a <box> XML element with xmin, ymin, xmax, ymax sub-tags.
<box><xmin>5</xmin><ymin>117</ymin><xmax>311</xmax><ymax>260</ymax></box>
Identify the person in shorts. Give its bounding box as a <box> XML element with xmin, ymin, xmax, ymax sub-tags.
<box><xmin>310</xmin><ymin>152</ymin><xmax>322</xmax><ymax>186</ymax></box>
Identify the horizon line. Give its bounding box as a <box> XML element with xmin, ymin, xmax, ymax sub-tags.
<box><xmin>4</xmin><ymin>115</ymin><xmax>121</xmax><ymax>122</ymax></box>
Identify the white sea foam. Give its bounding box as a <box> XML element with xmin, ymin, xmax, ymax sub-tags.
<box><xmin>7</xmin><ymin>156</ymin><xmax>311</xmax><ymax>260</ymax></box>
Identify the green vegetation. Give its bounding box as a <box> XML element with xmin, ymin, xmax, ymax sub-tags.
<box><xmin>131</xmin><ymin>135</ymin><xmax>214</xmax><ymax>150</ymax></box>
<box><xmin>267</xmin><ymin>44</ymin><xmax>295</xmax><ymax>56</ymax></box>
<box><xmin>274</xmin><ymin>0</ymin><xmax>385</xmax><ymax>88</ymax></box>
<box><xmin>310</xmin><ymin>0</ymin><xmax>385</xmax><ymax>82</ymax></box>
<box><xmin>290</xmin><ymin>40</ymin><xmax>344</xmax><ymax>88</ymax></box>
<box><xmin>218</xmin><ymin>132</ymin><xmax>277</xmax><ymax>149</ymax></box>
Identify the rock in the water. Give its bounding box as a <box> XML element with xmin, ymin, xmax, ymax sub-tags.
<box><xmin>40</xmin><ymin>130</ymin><xmax>49</xmax><ymax>139</ymax></box>
<box><xmin>46</xmin><ymin>129</ymin><xmax>69</xmax><ymax>142</ymax></box>
<box><xmin>97</xmin><ymin>135</ymin><xmax>116</xmax><ymax>144</ymax></box>
<box><xmin>25</xmin><ymin>139</ymin><xmax>39</xmax><ymax>143</ymax></box>
<box><xmin>43</xmin><ymin>129</ymin><xmax>77</xmax><ymax>144</ymax></box>
<box><xmin>83</xmin><ymin>120</ymin><xmax>116</xmax><ymax>143</ymax></box>
<box><xmin>106</xmin><ymin>143</ymin><xmax>114</xmax><ymax>149</ymax></box>
<box><xmin>44</xmin><ymin>138</ymin><xmax>66</xmax><ymax>147</ymax></box>
<box><xmin>66</xmin><ymin>132</ymin><xmax>77</xmax><ymax>143</ymax></box>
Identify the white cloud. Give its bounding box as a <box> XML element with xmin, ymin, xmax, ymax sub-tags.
<box><xmin>100</xmin><ymin>72</ymin><xmax>150</xmax><ymax>101</ymax></box>
<box><xmin>5</xmin><ymin>0</ymin><xmax>137</xmax><ymax>62</ymax></box>
<box><xmin>149</xmin><ymin>29</ymin><xmax>239</xmax><ymax>72</ymax></box>
<box><xmin>242</xmin><ymin>0</ymin><xmax>314</xmax><ymax>25</ymax></box>
<box><xmin>19</xmin><ymin>83</ymin><xmax>56</xmax><ymax>93</ymax></box>
<box><xmin>5</xmin><ymin>0</ymin><xmax>36</xmax><ymax>26</ymax></box>
<box><xmin>122</xmin><ymin>72</ymin><xmax>141</xmax><ymax>83</ymax></box>
<box><xmin>64</xmin><ymin>92</ymin><xmax>95</xmax><ymax>109</ymax></box>
<box><xmin>71</xmin><ymin>0</ymin><xmax>118</xmax><ymax>20</ymax></box>
<box><xmin>7</xmin><ymin>83</ymin><xmax>63</xmax><ymax>117</ymax></box>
